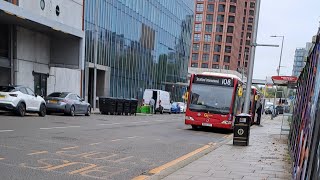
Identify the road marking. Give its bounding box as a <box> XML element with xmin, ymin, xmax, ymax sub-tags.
<box><xmin>127</xmin><ymin>136</ymin><xmax>140</xmax><ymax>139</ymax></box>
<box><xmin>62</xmin><ymin>146</ymin><xmax>79</xmax><ymax>150</ymax></box>
<box><xmin>69</xmin><ymin>164</ymin><xmax>97</xmax><ymax>175</ymax></box>
<box><xmin>27</xmin><ymin>151</ymin><xmax>48</xmax><ymax>156</ymax></box>
<box><xmin>148</xmin><ymin>144</ymin><xmax>212</xmax><ymax>174</ymax></box>
<box><xmin>111</xmin><ymin>139</ymin><xmax>123</xmax><ymax>142</ymax></box>
<box><xmin>98</xmin><ymin>123</ymin><xmax>122</xmax><ymax>126</ymax></box>
<box><xmin>40</xmin><ymin>126</ymin><xmax>80</xmax><ymax>130</ymax></box>
<box><xmin>0</xmin><ymin>156</ymin><xmax>4</xmax><ymax>160</ymax></box>
<box><xmin>132</xmin><ymin>175</ymin><xmax>148</xmax><ymax>180</ymax></box>
<box><xmin>89</xmin><ymin>142</ymin><xmax>102</xmax><ymax>146</ymax></box>
<box><xmin>131</xmin><ymin>121</ymin><xmax>149</xmax><ymax>124</ymax></box>
<box><xmin>0</xmin><ymin>130</ymin><xmax>14</xmax><ymax>133</ymax></box>
<box><xmin>45</xmin><ymin>162</ymin><xmax>78</xmax><ymax>171</ymax></box>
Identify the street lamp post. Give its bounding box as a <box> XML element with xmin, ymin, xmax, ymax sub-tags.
<box><xmin>270</xmin><ymin>35</ymin><xmax>285</xmax><ymax>75</ymax></box>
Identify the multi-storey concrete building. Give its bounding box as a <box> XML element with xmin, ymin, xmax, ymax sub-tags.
<box><xmin>0</xmin><ymin>0</ymin><xmax>85</xmax><ymax>96</ymax></box>
<box><xmin>189</xmin><ymin>0</ymin><xmax>256</xmax><ymax>75</ymax></box>
<box><xmin>292</xmin><ymin>43</ymin><xmax>312</xmax><ymax>77</ymax></box>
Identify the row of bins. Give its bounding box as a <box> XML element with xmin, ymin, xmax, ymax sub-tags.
<box><xmin>99</xmin><ymin>97</ymin><xmax>138</xmax><ymax>116</ymax></box>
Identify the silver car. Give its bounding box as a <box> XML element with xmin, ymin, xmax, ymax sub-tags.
<box><xmin>45</xmin><ymin>92</ymin><xmax>91</xmax><ymax>116</ymax></box>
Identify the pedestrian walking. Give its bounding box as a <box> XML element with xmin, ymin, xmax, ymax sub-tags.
<box><xmin>149</xmin><ymin>98</ymin><xmax>155</xmax><ymax>114</ymax></box>
<box><xmin>256</xmin><ymin>101</ymin><xmax>262</xmax><ymax>125</ymax></box>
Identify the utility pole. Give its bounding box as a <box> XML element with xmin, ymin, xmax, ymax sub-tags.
<box><xmin>93</xmin><ymin>0</ymin><xmax>99</xmax><ymax>110</ymax></box>
<box><xmin>243</xmin><ymin>0</ymin><xmax>261</xmax><ymax>114</ymax></box>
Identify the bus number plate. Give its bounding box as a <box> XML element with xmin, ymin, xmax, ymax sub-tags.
<box><xmin>202</xmin><ymin>123</ymin><xmax>212</xmax><ymax>127</ymax></box>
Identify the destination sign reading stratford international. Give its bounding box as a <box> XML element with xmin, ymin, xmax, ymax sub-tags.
<box><xmin>193</xmin><ymin>75</ymin><xmax>234</xmax><ymax>87</ymax></box>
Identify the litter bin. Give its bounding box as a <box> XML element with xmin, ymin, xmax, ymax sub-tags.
<box><xmin>116</xmin><ymin>98</ymin><xmax>125</xmax><ymax>115</ymax></box>
<box><xmin>141</xmin><ymin>105</ymin><xmax>150</xmax><ymax>114</ymax></box>
<box><xmin>99</xmin><ymin>97</ymin><xmax>117</xmax><ymax>115</ymax></box>
<box><xmin>123</xmin><ymin>99</ymin><xmax>131</xmax><ymax>115</ymax></box>
<box><xmin>130</xmin><ymin>99</ymin><xmax>138</xmax><ymax>116</ymax></box>
<box><xmin>233</xmin><ymin>113</ymin><xmax>251</xmax><ymax>146</ymax></box>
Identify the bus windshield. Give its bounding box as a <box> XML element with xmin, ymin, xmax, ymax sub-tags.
<box><xmin>189</xmin><ymin>83</ymin><xmax>234</xmax><ymax>114</ymax></box>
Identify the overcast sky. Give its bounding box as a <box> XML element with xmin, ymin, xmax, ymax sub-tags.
<box><xmin>253</xmin><ymin>0</ymin><xmax>320</xmax><ymax>79</ymax></box>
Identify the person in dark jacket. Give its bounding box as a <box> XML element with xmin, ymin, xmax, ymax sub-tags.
<box><xmin>256</xmin><ymin>101</ymin><xmax>262</xmax><ymax>125</ymax></box>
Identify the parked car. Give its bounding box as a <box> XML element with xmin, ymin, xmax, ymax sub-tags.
<box><xmin>45</xmin><ymin>92</ymin><xmax>91</xmax><ymax>116</ymax></box>
<box><xmin>0</xmin><ymin>85</ymin><xmax>46</xmax><ymax>117</ymax></box>
<box><xmin>264</xmin><ymin>105</ymin><xmax>274</xmax><ymax>114</ymax></box>
<box><xmin>177</xmin><ymin>102</ymin><xmax>186</xmax><ymax>113</ymax></box>
<box><xmin>143</xmin><ymin>89</ymin><xmax>171</xmax><ymax>114</ymax></box>
<box><xmin>171</xmin><ymin>102</ymin><xmax>181</xmax><ymax>114</ymax></box>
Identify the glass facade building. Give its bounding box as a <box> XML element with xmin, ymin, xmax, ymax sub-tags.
<box><xmin>84</xmin><ymin>0</ymin><xmax>194</xmax><ymax>102</ymax></box>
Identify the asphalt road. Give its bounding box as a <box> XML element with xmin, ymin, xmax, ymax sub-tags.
<box><xmin>0</xmin><ymin>112</ymin><xmax>231</xmax><ymax>180</ymax></box>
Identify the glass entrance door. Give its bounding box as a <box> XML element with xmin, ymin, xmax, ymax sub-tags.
<box><xmin>34</xmin><ymin>73</ymin><xmax>47</xmax><ymax>97</ymax></box>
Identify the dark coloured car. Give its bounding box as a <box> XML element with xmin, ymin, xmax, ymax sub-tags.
<box><xmin>45</xmin><ymin>92</ymin><xmax>91</xmax><ymax>116</ymax></box>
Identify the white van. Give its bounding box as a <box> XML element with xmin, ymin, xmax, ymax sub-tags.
<box><xmin>143</xmin><ymin>89</ymin><xmax>171</xmax><ymax>114</ymax></box>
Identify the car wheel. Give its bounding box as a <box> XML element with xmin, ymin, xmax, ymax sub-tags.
<box><xmin>38</xmin><ymin>104</ymin><xmax>46</xmax><ymax>117</ymax></box>
<box><xmin>70</xmin><ymin>106</ymin><xmax>75</xmax><ymax>117</ymax></box>
<box><xmin>85</xmin><ymin>106</ymin><xmax>91</xmax><ymax>116</ymax></box>
<box><xmin>16</xmin><ymin>103</ymin><xmax>26</xmax><ymax>117</ymax></box>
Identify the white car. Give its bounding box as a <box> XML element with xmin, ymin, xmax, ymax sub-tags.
<box><xmin>177</xmin><ymin>102</ymin><xmax>186</xmax><ymax>113</ymax></box>
<box><xmin>0</xmin><ymin>85</ymin><xmax>46</xmax><ymax>117</ymax></box>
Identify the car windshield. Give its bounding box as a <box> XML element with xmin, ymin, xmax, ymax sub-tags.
<box><xmin>172</xmin><ymin>103</ymin><xmax>178</xmax><ymax>107</ymax></box>
<box><xmin>189</xmin><ymin>83</ymin><xmax>234</xmax><ymax>114</ymax></box>
<box><xmin>0</xmin><ymin>86</ymin><xmax>16</xmax><ymax>92</ymax></box>
<box><xmin>48</xmin><ymin>92</ymin><xmax>69</xmax><ymax>98</ymax></box>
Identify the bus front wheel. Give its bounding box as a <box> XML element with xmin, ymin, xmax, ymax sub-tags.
<box><xmin>191</xmin><ymin>125</ymin><xmax>199</xmax><ymax>130</ymax></box>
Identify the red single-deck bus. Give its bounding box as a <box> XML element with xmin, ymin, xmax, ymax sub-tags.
<box><xmin>185</xmin><ymin>72</ymin><xmax>244</xmax><ymax>130</ymax></box>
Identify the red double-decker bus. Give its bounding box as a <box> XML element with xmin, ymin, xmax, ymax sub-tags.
<box><xmin>185</xmin><ymin>72</ymin><xmax>244</xmax><ymax>130</ymax></box>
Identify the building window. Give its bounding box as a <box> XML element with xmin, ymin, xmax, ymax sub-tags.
<box><xmin>196</xmin><ymin>4</ymin><xmax>204</xmax><ymax>11</ymax></box>
<box><xmin>227</xmin><ymin>26</ymin><xmax>234</xmax><ymax>33</ymax></box>
<box><xmin>224</xmin><ymin>65</ymin><xmax>230</xmax><ymax>70</ymax></box>
<box><xmin>243</xmin><ymin>17</ymin><xmax>246</xmax><ymax>23</ymax></box>
<box><xmin>204</xmin><ymin>35</ymin><xmax>211</xmax><ymax>42</ymax></box>
<box><xmin>193</xmin><ymin>44</ymin><xmax>200</xmax><ymax>51</ymax></box>
<box><xmin>245</xmin><ymin>62</ymin><xmax>248</xmax><ymax>67</ymax></box>
<box><xmin>215</xmin><ymin>35</ymin><xmax>222</xmax><ymax>42</ymax></box>
<box><xmin>201</xmin><ymin>63</ymin><xmax>209</xmax><ymax>68</ymax></box>
<box><xmin>214</xmin><ymin>45</ymin><xmax>221</xmax><ymax>52</ymax></box>
<box><xmin>194</xmin><ymin>24</ymin><xmax>202</xmax><ymax>32</ymax></box>
<box><xmin>216</xmin><ymin>25</ymin><xmax>224</xmax><ymax>32</ymax></box>
<box><xmin>226</xmin><ymin>36</ymin><xmax>233</xmax><ymax>43</ymax></box>
<box><xmin>230</xmin><ymin>0</ymin><xmax>237</xmax><ymax>3</ymax></box>
<box><xmin>203</xmin><ymin>44</ymin><xmax>211</xmax><ymax>52</ymax></box>
<box><xmin>244</xmin><ymin>9</ymin><xmax>247</xmax><ymax>15</ymax></box>
<box><xmin>217</xmin><ymin>15</ymin><xmax>225</xmax><ymax>23</ymax></box>
<box><xmin>229</xmin><ymin>5</ymin><xmax>236</xmax><ymax>13</ymax></box>
<box><xmin>194</xmin><ymin>34</ymin><xmax>201</xmax><ymax>41</ymax></box>
<box><xmin>241</xmin><ymin>32</ymin><xmax>244</xmax><ymax>38</ymax></box>
<box><xmin>238</xmin><ymin>54</ymin><xmax>241</xmax><ymax>59</ymax></box>
<box><xmin>228</xmin><ymin>16</ymin><xmax>235</xmax><ymax>23</ymax></box>
<box><xmin>219</xmin><ymin>0</ymin><xmax>226</xmax><ymax>2</ymax></box>
<box><xmin>245</xmin><ymin>47</ymin><xmax>249</xmax><ymax>52</ymax></box>
<box><xmin>213</xmin><ymin>55</ymin><xmax>220</xmax><ymax>62</ymax></box>
<box><xmin>192</xmin><ymin>53</ymin><xmax>199</xmax><ymax>60</ymax></box>
<box><xmin>245</xmin><ymin>2</ymin><xmax>247</xmax><ymax>7</ymax></box>
<box><xmin>224</xmin><ymin>56</ymin><xmax>230</xmax><ymax>63</ymax></box>
<box><xmin>206</xmin><ymin>14</ymin><xmax>214</xmax><ymax>22</ymax></box>
<box><xmin>195</xmin><ymin>14</ymin><xmax>203</xmax><ymax>21</ymax></box>
<box><xmin>249</xmin><ymin>10</ymin><xmax>254</xmax><ymax>16</ymax></box>
<box><xmin>250</xmin><ymin>2</ymin><xmax>255</xmax><ymax>8</ymax></box>
<box><xmin>191</xmin><ymin>63</ymin><xmax>198</xmax><ymax>67</ymax></box>
<box><xmin>218</xmin><ymin>4</ymin><xmax>225</xmax><ymax>12</ymax></box>
<box><xmin>207</xmin><ymin>4</ymin><xmax>214</xmax><ymax>12</ymax></box>
<box><xmin>247</xmin><ymin>25</ymin><xmax>252</xmax><ymax>31</ymax></box>
<box><xmin>205</xmin><ymin>24</ymin><xmax>213</xmax><ymax>32</ymax></box>
<box><xmin>246</xmin><ymin>40</ymin><xmax>251</xmax><ymax>46</ymax></box>
<box><xmin>212</xmin><ymin>64</ymin><xmax>220</xmax><ymax>69</ymax></box>
<box><xmin>197</xmin><ymin>0</ymin><xmax>204</xmax><ymax>1</ymax></box>
<box><xmin>240</xmin><ymin>39</ymin><xmax>243</xmax><ymax>45</ymax></box>
<box><xmin>225</xmin><ymin>46</ymin><xmax>231</xmax><ymax>53</ymax></box>
<box><xmin>202</xmin><ymin>54</ymin><xmax>209</xmax><ymax>61</ymax></box>
<box><xmin>248</xmin><ymin>17</ymin><xmax>254</xmax><ymax>23</ymax></box>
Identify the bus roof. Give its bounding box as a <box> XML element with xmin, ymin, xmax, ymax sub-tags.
<box><xmin>199</xmin><ymin>72</ymin><xmax>242</xmax><ymax>81</ymax></box>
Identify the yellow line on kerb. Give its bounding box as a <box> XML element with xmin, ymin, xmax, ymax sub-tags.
<box><xmin>27</xmin><ymin>151</ymin><xmax>48</xmax><ymax>155</ymax></box>
<box><xmin>132</xmin><ymin>175</ymin><xmax>149</xmax><ymax>180</ymax></box>
<box><xmin>149</xmin><ymin>144</ymin><xmax>212</xmax><ymax>174</ymax></box>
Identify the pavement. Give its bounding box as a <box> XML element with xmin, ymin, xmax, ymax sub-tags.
<box><xmin>160</xmin><ymin>115</ymin><xmax>292</xmax><ymax>180</ymax></box>
<box><xmin>0</xmin><ymin>112</ymin><xmax>231</xmax><ymax>180</ymax></box>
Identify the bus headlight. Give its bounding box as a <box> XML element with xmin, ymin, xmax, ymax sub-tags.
<box><xmin>185</xmin><ymin>116</ymin><xmax>194</xmax><ymax>121</ymax></box>
<box><xmin>222</xmin><ymin>121</ymin><xmax>232</xmax><ymax>124</ymax></box>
